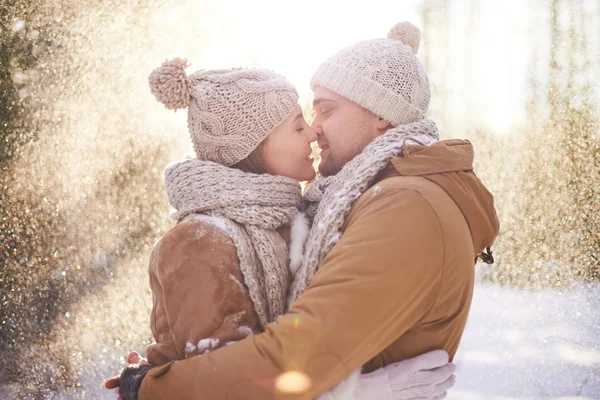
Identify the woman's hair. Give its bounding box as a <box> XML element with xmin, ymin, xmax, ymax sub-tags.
<box><xmin>231</xmin><ymin>142</ymin><xmax>271</xmax><ymax>175</ymax></box>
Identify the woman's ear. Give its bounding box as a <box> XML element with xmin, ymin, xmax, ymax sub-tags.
<box><xmin>376</xmin><ymin>117</ymin><xmax>391</xmax><ymax>131</ymax></box>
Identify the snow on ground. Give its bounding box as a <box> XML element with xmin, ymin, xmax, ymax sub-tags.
<box><xmin>449</xmin><ymin>282</ymin><xmax>600</xmax><ymax>400</ymax></box>
<box><xmin>82</xmin><ymin>281</ymin><xmax>600</xmax><ymax>399</ymax></box>
<box><xmin>2</xmin><ymin>282</ymin><xmax>598</xmax><ymax>399</ymax></box>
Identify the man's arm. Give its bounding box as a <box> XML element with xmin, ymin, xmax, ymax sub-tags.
<box><xmin>138</xmin><ymin>187</ymin><xmax>445</xmax><ymax>400</ymax></box>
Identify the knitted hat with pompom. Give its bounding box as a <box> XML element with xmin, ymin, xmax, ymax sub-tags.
<box><xmin>311</xmin><ymin>21</ymin><xmax>430</xmax><ymax>127</ymax></box>
<box><xmin>148</xmin><ymin>59</ymin><xmax>298</xmax><ymax>166</ymax></box>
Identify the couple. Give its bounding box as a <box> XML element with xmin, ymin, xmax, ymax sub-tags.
<box><xmin>106</xmin><ymin>21</ymin><xmax>499</xmax><ymax>399</ymax></box>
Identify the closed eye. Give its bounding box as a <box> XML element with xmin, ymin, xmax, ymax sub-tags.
<box><xmin>312</xmin><ymin>99</ymin><xmax>335</xmax><ymax>116</ymax></box>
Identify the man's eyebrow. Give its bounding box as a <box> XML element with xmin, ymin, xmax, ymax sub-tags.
<box><xmin>312</xmin><ymin>98</ymin><xmax>335</xmax><ymax>107</ymax></box>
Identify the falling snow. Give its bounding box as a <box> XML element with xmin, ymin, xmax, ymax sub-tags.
<box><xmin>1</xmin><ymin>0</ymin><xmax>599</xmax><ymax>399</ymax></box>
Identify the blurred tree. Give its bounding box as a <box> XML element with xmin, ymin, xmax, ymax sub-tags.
<box><xmin>1</xmin><ymin>1</ymin><xmax>173</xmax><ymax>397</ymax></box>
<box><xmin>421</xmin><ymin>0</ymin><xmax>451</xmax><ymax>130</ymax></box>
<box><xmin>505</xmin><ymin>0</ymin><xmax>600</xmax><ymax>286</ymax></box>
<box><xmin>0</xmin><ymin>5</ymin><xmax>71</xmax><ymax>389</ymax></box>
<box><xmin>558</xmin><ymin>0</ymin><xmax>600</xmax><ymax>280</ymax></box>
<box><xmin>421</xmin><ymin>0</ymin><xmax>599</xmax><ymax>286</ymax></box>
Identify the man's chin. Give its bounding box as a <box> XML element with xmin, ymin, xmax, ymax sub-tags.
<box><xmin>318</xmin><ymin>159</ymin><xmax>342</xmax><ymax>177</ymax></box>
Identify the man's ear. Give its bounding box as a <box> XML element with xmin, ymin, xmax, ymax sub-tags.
<box><xmin>376</xmin><ymin>117</ymin><xmax>391</xmax><ymax>131</ymax></box>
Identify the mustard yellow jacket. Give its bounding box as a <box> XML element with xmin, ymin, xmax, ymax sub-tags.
<box><xmin>139</xmin><ymin>139</ymin><xmax>500</xmax><ymax>400</ymax></box>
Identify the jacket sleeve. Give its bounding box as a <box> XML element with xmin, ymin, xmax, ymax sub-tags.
<box><xmin>138</xmin><ymin>188</ymin><xmax>445</xmax><ymax>400</ymax></box>
<box><xmin>145</xmin><ymin>219</ymin><xmax>261</xmax><ymax>366</ymax></box>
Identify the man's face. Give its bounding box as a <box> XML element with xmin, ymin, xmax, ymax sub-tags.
<box><xmin>311</xmin><ymin>87</ymin><xmax>388</xmax><ymax>176</ymax></box>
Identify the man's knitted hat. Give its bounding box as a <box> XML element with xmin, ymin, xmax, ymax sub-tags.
<box><xmin>311</xmin><ymin>21</ymin><xmax>430</xmax><ymax>127</ymax></box>
<box><xmin>149</xmin><ymin>59</ymin><xmax>299</xmax><ymax>166</ymax></box>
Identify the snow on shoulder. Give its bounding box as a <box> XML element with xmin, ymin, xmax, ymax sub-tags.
<box><xmin>178</xmin><ymin>213</ymin><xmax>233</xmax><ymax>245</ymax></box>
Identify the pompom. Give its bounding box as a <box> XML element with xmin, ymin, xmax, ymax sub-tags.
<box><xmin>148</xmin><ymin>57</ymin><xmax>192</xmax><ymax>110</ymax></box>
<box><xmin>387</xmin><ymin>21</ymin><xmax>421</xmax><ymax>54</ymax></box>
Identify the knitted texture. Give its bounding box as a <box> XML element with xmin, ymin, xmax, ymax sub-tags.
<box><xmin>310</xmin><ymin>21</ymin><xmax>430</xmax><ymax>127</ymax></box>
<box><xmin>164</xmin><ymin>159</ymin><xmax>303</xmax><ymax>326</ymax></box>
<box><xmin>149</xmin><ymin>59</ymin><xmax>299</xmax><ymax>166</ymax></box>
<box><xmin>289</xmin><ymin>117</ymin><xmax>440</xmax><ymax>305</ymax></box>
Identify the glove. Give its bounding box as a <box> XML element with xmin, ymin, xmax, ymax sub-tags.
<box><xmin>355</xmin><ymin>350</ymin><xmax>456</xmax><ymax>400</ymax></box>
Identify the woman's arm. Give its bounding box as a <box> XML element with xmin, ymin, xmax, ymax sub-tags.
<box><xmin>145</xmin><ymin>216</ymin><xmax>262</xmax><ymax>366</ymax></box>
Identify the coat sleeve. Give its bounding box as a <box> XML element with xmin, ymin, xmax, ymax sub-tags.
<box><xmin>145</xmin><ymin>219</ymin><xmax>262</xmax><ymax>366</ymax></box>
<box><xmin>138</xmin><ymin>188</ymin><xmax>445</xmax><ymax>400</ymax></box>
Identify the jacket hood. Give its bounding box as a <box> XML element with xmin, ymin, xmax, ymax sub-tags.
<box><xmin>389</xmin><ymin>139</ymin><xmax>500</xmax><ymax>258</ymax></box>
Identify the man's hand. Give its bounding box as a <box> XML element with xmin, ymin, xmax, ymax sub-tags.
<box><xmin>104</xmin><ymin>352</ymin><xmax>150</xmax><ymax>399</ymax></box>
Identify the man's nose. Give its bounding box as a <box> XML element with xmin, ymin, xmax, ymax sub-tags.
<box><xmin>305</xmin><ymin>126</ymin><xmax>318</xmax><ymax>142</ymax></box>
<box><xmin>311</xmin><ymin>121</ymin><xmax>323</xmax><ymax>136</ymax></box>
<box><xmin>310</xmin><ymin>115</ymin><xmax>322</xmax><ymax>133</ymax></box>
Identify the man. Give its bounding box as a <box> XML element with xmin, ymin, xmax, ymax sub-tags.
<box><xmin>110</xmin><ymin>21</ymin><xmax>499</xmax><ymax>399</ymax></box>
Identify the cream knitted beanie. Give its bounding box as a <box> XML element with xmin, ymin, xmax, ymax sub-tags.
<box><xmin>149</xmin><ymin>59</ymin><xmax>299</xmax><ymax>166</ymax></box>
<box><xmin>310</xmin><ymin>21</ymin><xmax>430</xmax><ymax>127</ymax></box>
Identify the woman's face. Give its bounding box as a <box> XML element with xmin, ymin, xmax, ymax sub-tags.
<box><xmin>262</xmin><ymin>105</ymin><xmax>318</xmax><ymax>182</ymax></box>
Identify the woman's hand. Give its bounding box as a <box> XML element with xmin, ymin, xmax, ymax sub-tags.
<box><xmin>104</xmin><ymin>352</ymin><xmax>150</xmax><ymax>399</ymax></box>
<box><xmin>356</xmin><ymin>349</ymin><xmax>456</xmax><ymax>399</ymax></box>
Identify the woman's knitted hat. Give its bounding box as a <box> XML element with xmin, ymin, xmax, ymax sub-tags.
<box><xmin>149</xmin><ymin>59</ymin><xmax>299</xmax><ymax>166</ymax></box>
<box><xmin>311</xmin><ymin>21</ymin><xmax>430</xmax><ymax>127</ymax></box>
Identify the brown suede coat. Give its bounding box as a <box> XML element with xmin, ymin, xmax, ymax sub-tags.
<box><xmin>146</xmin><ymin>214</ymin><xmax>291</xmax><ymax>365</ymax></box>
<box><xmin>139</xmin><ymin>139</ymin><xmax>500</xmax><ymax>400</ymax></box>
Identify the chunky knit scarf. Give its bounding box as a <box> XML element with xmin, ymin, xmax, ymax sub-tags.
<box><xmin>164</xmin><ymin>159</ymin><xmax>303</xmax><ymax>327</ymax></box>
<box><xmin>289</xmin><ymin>117</ymin><xmax>440</xmax><ymax>305</ymax></box>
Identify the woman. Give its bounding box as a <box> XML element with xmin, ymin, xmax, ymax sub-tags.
<box><xmin>106</xmin><ymin>58</ymin><xmax>455</xmax><ymax>399</ymax></box>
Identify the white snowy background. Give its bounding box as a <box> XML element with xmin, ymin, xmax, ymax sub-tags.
<box><xmin>449</xmin><ymin>282</ymin><xmax>600</xmax><ymax>399</ymax></box>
